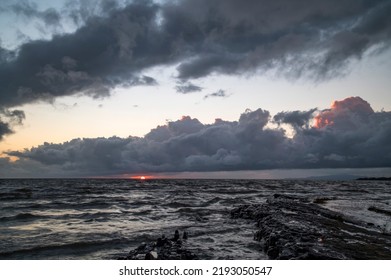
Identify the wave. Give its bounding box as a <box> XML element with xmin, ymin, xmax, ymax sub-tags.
<box><xmin>163</xmin><ymin>202</ymin><xmax>192</xmax><ymax>208</ymax></box>
<box><xmin>0</xmin><ymin>213</ymin><xmax>45</xmax><ymax>222</ymax></box>
<box><xmin>0</xmin><ymin>238</ymin><xmax>130</xmax><ymax>259</ymax></box>
<box><xmin>0</xmin><ymin>210</ymin><xmax>120</xmax><ymax>223</ymax></box>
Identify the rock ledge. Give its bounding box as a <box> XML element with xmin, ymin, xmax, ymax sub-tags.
<box><xmin>231</xmin><ymin>194</ymin><xmax>391</xmax><ymax>259</ymax></box>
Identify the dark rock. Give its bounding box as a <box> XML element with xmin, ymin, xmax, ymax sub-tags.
<box><xmin>156</xmin><ymin>238</ymin><xmax>164</xmax><ymax>247</ymax></box>
<box><xmin>231</xmin><ymin>194</ymin><xmax>391</xmax><ymax>260</ymax></box>
<box><xmin>136</xmin><ymin>242</ymin><xmax>146</xmax><ymax>251</ymax></box>
<box><xmin>173</xmin><ymin>230</ymin><xmax>180</xmax><ymax>241</ymax></box>
<box><xmin>156</xmin><ymin>234</ymin><xmax>169</xmax><ymax>247</ymax></box>
<box><xmin>122</xmin><ymin>230</ymin><xmax>198</xmax><ymax>260</ymax></box>
<box><xmin>266</xmin><ymin>247</ymin><xmax>279</xmax><ymax>259</ymax></box>
<box><xmin>279</xmin><ymin>248</ymin><xmax>295</xmax><ymax>260</ymax></box>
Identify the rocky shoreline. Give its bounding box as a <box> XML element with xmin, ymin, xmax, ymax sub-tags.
<box><xmin>121</xmin><ymin>193</ymin><xmax>391</xmax><ymax>260</ymax></box>
<box><xmin>231</xmin><ymin>194</ymin><xmax>391</xmax><ymax>259</ymax></box>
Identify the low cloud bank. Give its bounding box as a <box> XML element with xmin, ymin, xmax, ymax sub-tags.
<box><xmin>2</xmin><ymin>96</ymin><xmax>390</xmax><ymax>177</ymax></box>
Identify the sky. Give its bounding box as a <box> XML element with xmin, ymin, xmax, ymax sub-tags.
<box><xmin>0</xmin><ymin>0</ymin><xmax>390</xmax><ymax>178</ymax></box>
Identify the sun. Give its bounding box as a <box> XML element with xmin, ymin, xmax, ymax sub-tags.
<box><xmin>130</xmin><ymin>175</ymin><xmax>154</xmax><ymax>180</ymax></box>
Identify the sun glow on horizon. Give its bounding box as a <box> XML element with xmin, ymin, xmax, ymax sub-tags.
<box><xmin>130</xmin><ymin>175</ymin><xmax>154</xmax><ymax>180</ymax></box>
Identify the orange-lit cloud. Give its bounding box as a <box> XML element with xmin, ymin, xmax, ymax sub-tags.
<box><xmin>313</xmin><ymin>96</ymin><xmax>374</xmax><ymax>129</ymax></box>
<box><xmin>313</xmin><ymin>114</ymin><xmax>334</xmax><ymax>129</ymax></box>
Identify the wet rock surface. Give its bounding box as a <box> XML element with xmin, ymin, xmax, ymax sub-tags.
<box><xmin>231</xmin><ymin>194</ymin><xmax>391</xmax><ymax>260</ymax></box>
<box><xmin>119</xmin><ymin>230</ymin><xmax>198</xmax><ymax>260</ymax></box>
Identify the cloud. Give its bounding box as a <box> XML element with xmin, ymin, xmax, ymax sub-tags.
<box><xmin>0</xmin><ymin>109</ymin><xmax>25</xmax><ymax>140</ymax></box>
<box><xmin>175</xmin><ymin>82</ymin><xmax>203</xmax><ymax>94</ymax></box>
<box><xmin>0</xmin><ymin>121</ymin><xmax>13</xmax><ymax>141</ymax></box>
<box><xmin>129</xmin><ymin>75</ymin><xmax>158</xmax><ymax>86</ymax></box>
<box><xmin>0</xmin><ymin>0</ymin><xmax>164</xmax><ymax>108</ymax></box>
<box><xmin>3</xmin><ymin>97</ymin><xmax>390</xmax><ymax>177</ymax></box>
<box><xmin>0</xmin><ymin>0</ymin><xmax>121</xmax><ymax>28</ymax></box>
<box><xmin>203</xmin><ymin>89</ymin><xmax>229</xmax><ymax>99</ymax></box>
<box><xmin>1</xmin><ymin>0</ymin><xmax>391</xmax><ymax>109</ymax></box>
<box><xmin>0</xmin><ymin>46</ymin><xmax>16</xmax><ymax>63</ymax></box>
<box><xmin>1</xmin><ymin>0</ymin><xmax>391</xmax><ymax>141</ymax></box>
<box><xmin>290</xmin><ymin>97</ymin><xmax>391</xmax><ymax>168</ymax></box>
<box><xmin>169</xmin><ymin>0</ymin><xmax>391</xmax><ymax>81</ymax></box>
<box><xmin>0</xmin><ymin>0</ymin><xmax>61</xmax><ymax>26</ymax></box>
<box><xmin>63</xmin><ymin>0</ymin><xmax>125</xmax><ymax>26</ymax></box>
<box><xmin>313</xmin><ymin>96</ymin><xmax>374</xmax><ymax>129</ymax></box>
<box><xmin>274</xmin><ymin>108</ymin><xmax>318</xmax><ymax>130</ymax></box>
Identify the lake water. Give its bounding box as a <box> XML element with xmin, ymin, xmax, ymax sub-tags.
<box><xmin>1</xmin><ymin>179</ymin><xmax>390</xmax><ymax>259</ymax></box>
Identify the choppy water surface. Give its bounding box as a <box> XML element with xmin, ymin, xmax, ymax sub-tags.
<box><xmin>0</xmin><ymin>179</ymin><xmax>390</xmax><ymax>259</ymax></box>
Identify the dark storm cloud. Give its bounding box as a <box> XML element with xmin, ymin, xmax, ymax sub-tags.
<box><xmin>3</xmin><ymin>97</ymin><xmax>390</xmax><ymax>177</ymax></box>
<box><xmin>0</xmin><ymin>109</ymin><xmax>25</xmax><ymax>140</ymax></box>
<box><xmin>0</xmin><ymin>47</ymin><xmax>16</xmax><ymax>63</ymax></box>
<box><xmin>169</xmin><ymin>0</ymin><xmax>391</xmax><ymax>80</ymax></box>
<box><xmin>1</xmin><ymin>0</ymin><xmax>391</xmax><ymax>109</ymax></box>
<box><xmin>289</xmin><ymin>97</ymin><xmax>391</xmax><ymax>168</ymax></box>
<box><xmin>0</xmin><ymin>121</ymin><xmax>13</xmax><ymax>141</ymax></box>
<box><xmin>0</xmin><ymin>0</ymin><xmax>164</xmax><ymax>108</ymax></box>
